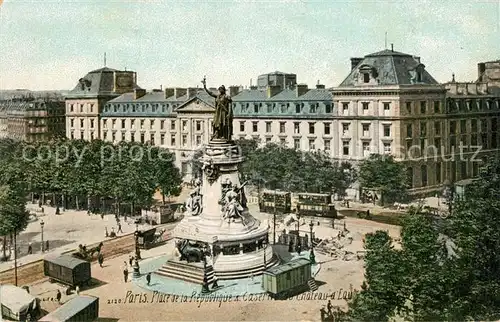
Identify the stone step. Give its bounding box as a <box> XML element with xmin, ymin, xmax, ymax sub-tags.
<box><xmin>155</xmin><ymin>261</ymin><xmax>215</xmax><ymax>285</ymax></box>
<box><xmin>307</xmin><ymin>279</ymin><xmax>318</xmax><ymax>291</ymax></box>
<box><xmin>157</xmin><ymin>266</ymin><xmax>214</xmax><ymax>279</ymax></box>
<box><xmin>215</xmin><ymin>256</ymin><xmax>280</xmax><ymax>280</ymax></box>
<box><xmin>156</xmin><ymin>270</ymin><xmax>214</xmax><ymax>285</ymax></box>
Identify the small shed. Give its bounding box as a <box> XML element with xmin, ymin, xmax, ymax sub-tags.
<box><xmin>1</xmin><ymin>284</ymin><xmax>40</xmax><ymax>321</ymax></box>
<box><xmin>262</xmin><ymin>258</ymin><xmax>312</xmax><ymax>297</ymax></box>
<box><xmin>44</xmin><ymin>254</ymin><xmax>91</xmax><ymax>287</ymax></box>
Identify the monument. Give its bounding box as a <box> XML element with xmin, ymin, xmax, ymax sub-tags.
<box><xmin>156</xmin><ymin>77</ymin><xmax>278</xmax><ymax>283</ymax></box>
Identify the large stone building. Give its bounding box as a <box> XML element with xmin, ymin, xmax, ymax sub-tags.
<box><xmin>65</xmin><ymin>67</ymin><xmax>140</xmax><ymax>141</ymax></box>
<box><xmin>0</xmin><ymin>98</ymin><xmax>66</xmax><ymax>142</ymax></box>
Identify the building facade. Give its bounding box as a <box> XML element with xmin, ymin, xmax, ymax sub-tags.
<box><xmin>0</xmin><ymin>98</ymin><xmax>66</xmax><ymax>142</ymax></box>
<box><xmin>65</xmin><ymin>67</ymin><xmax>140</xmax><ymax>141</ymax></box>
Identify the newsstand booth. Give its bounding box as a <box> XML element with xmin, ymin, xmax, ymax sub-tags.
<box><xmin>0</xmin><ymin>284</ymin><xmax>40</xmax><ymax>321</ymax></box>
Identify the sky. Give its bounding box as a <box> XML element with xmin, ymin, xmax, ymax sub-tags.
<box><xmin>0</xmin><ymin>0</ymin><xmax>499</xmax><ymax>91</ymax></box>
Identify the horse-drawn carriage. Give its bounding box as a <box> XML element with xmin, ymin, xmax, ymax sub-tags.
<box><xmin>136</xmin><ymin>228</ymin><xmax>167</xmax><ymax>249</ymax></box>
<box><xmin>73</xmin><ymin>242</ymin><xmax>103</xmax><ymax>261</ymax></box>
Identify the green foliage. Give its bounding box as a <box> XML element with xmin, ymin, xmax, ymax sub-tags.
<box><xmin>358</xmin><ymin>154</ymin><xmax>408</xmax><ymax>204</ymax></box>
<box><xmin>345</xmin><ymin>158</ymin><xmax>500</xmax><ymax>321</ymax></box>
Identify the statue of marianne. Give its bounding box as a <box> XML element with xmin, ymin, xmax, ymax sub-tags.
<box><xmin>202</xmin><ymin>76</ymin><xmax>233</xmax><ymax>142</ymax></box>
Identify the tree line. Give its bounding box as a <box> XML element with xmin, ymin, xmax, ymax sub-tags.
<box><xmin>338</xmin><ymin>157</ymin><xmax>500</xmax><ymax>321</ymax></box>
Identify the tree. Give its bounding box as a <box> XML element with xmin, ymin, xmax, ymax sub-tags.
<box><xmin>358</xmin><ymin>154</ymin><xmax>408</xmax><ymax>205</ymax></box>
<box><xmin>0</xmin><ymin>185</ymin><xmax>29</xmax><ymax>260</ymax></box>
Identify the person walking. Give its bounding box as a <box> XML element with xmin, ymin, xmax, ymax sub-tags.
<box><xmin>98</xmin><ymin>253</ymin><xmax>104</xmax><ymax>267</ymax></box>
<box><xmin>327</xmin><ymin>300</ymin><xmax>333</xmax><ymax>315</ymax></box>
<box><xmin>146</xmin><ymin>272</ymin><xmax>151</xmax><ymax>286</ymax></box>
<box><xmin>45</xmin><ymin>240</ymin><xmax>49</xmax><ymax>252</ymax></box>
<box><xmin>27</xmin><ymin>242</ymin><xmax>32</xmax><ymax>255</ymax></box>
<box><xmin>123</xmin><ymin>262</ymin><xmax>129</xmax><ymax>283</ymax></box>
<box><xmin>75</xmin><ymin>285</ymin><xmax>80</xmax><ymax>295</ymax></box>
<box><xmin>129</xmin><ymin>255</ymin><xmax>134</xmax><ymax>266</ymax></box>
<box><xmin>117</xmin><ymin>222</ymin><xmax>123</xmax><ymax>234</ymax></box>
<box><xmin>56</xmin><ymin>289</ymin><xmax>62</xmax><ymax>304</ymax></box>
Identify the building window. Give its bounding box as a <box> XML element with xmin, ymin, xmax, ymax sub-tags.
<box><xmin>383</xmin><ymin>142</ymin><xmax>391</xmax><ymax>154</ymax></box>
<box><xmin>111</xmin><ymin>132</ymin><xmax>115</xmax><ymax>142</ymax></box>
<box><xmin>196</xmin><ymin>135</ymin><xmax>202</xmax><ymax>146</ymax></box>
<box><xmin>280</xmin><ymin>137</ymin><xmax>286</xmax><ymax>145</ymax></box>
<box><xmin>383</xmin><ymin>124</ymin><xmax>391</xmax><ymax>137</ymax></box>
<box><xmin>343</xmin><ymin>141</ymin><xmax>350</xmax><ymax>155</ymax></box>
<box><xmin>266</xmin><ymin>121</ymin><xmax>272</xmax><ymax>133</ymax></box>
<box><xmin>103</xmin><ymin>132</ymin><xmax>107</xmax><ymax>140</ymax></box>
<box><xmin>239</xmin><ymin>121</ymin><xmax>245</xmax><ymax>132</ymax></box>
<box><xmin>342</xmin><ymin>103</ymin><xmax>349</xmax><ymax>114</ymax></box>
<box><xmin>420</xmin><ymin>101</ymin><xmax>426</xmax><ymax>114</ymax></box>
<box><xmin>362</xmin><ymin>102</ymin><xmax>369</xmax><ymax>111</ymax></box>
<box><xmin>280</xmin><ymin>122</ymin><xmax>286</xmax><ymax>133</ymax></box>
<box><xmin>421</xmin><ymin>165</ymin><xmax>428</xmax><ymax>187</ymax></box>
<box><xmin>140</xmin><ymin>119</ymin><xmax>145</xmax><ymax>129</ymax></box>
<box><xmin>450</xmin><ymin>121</ymin><xmax>456</xmax><ymax>134</ymax></box>
<box><xmin>266</xmin><ymin>137</ymin><xmax>272</xmax><ymax>144</ymax></box>
<box><xmin>471</xmin><ymin>119</ymin><xmax>478</xmax><ymax>132</ymax></box>
<box><xmin>324</xmin><ymin>139</ymin><xmax>331</xmax><ymax>151</ymax></box>
<box><xmin>80</xmin><ymin>119</ymin><xmax>84</xmax><ymax>128</ymax></box>
<box><xmin>434</xmin><ymin>138</ymin><xmax>441</xmax><ymax>154</ymax></box>
<box><xmin>139</xmin><ymin>133</ymin><xmax>144</xmax><ymax>143</ymax></box>
<box><xmin>295</xmin><ymin>104</ymin><xmax>301</xmax><ymax>113</ymax></box>
<box><xmin>436</xmin><ymin>163</ymin><xmax>441</xmax><ymax>183</ymax></box>
<box><xmin>294</xmin><ymin>138</ymin><xmax>300</xmax><ymax>150</ymax></box>
<box><xmin>342</xmin><ymin>123</ymin><xmax>349</xmax><ymax>136</ymax></box>
<box><xmin>252</xmin><ymin>122</ymin><xmax>258</xmax><ymax>132</ymax></box>
<box><xmin>362</xmin><ymin>142</ymin><xmax>370</xmax><ymax>157</ymax></box>
<box><xmin>196</xmin><ymin>120</ymin><xmax>202</xmax><ymax>131</ymax></box>
<box><xmin>70</xmin><ymin>119</ymin><xmax>74</xmax><ymax>127</ymax></box>
<box><xmin>309</xmin><ymin>104</ymin><xmax>317</xmax><ymax>113</ymax></box>
<box><xmin>112</xmin><ymin>119</ymin><xmax>116</xmax><ymax>129</ymax></box>
<box><xmin>362</xmin><ymin>124</ymin><xmax>370</xmax><ymax>137</ymax></box>
<box><xmin>131</xmin><ymin>120</ymin><xmax>135</xmax><ymax>128</ymax></box>
<box><xmin>420</xmin><ymin>122</ymin><xmax>427</xmax><ymax>137</ymax></box>
<box><xmin>460</xmin><ymin>120</ymin><xmax>466</xmax><ymax>134</ymax></box>
<box><xmin>254</xmin><ymin>104</ymin><xmax>259</xmax><ymax>113</ymax></box>
<box><xmin>363</xmin><ymin>73</ymin><xmax>370</xmax><ymax>83</ymax></box>
<box><xmin>159</xmin><ymin>120</ymin><xmax>164</xmax><ymax>130</ymax></box>
<box><xmin>308</xmin><ymin>122</ymin><xmax>315</xmax><ymax>134</ymax></box>
<box><xmin>383</xmin><ymin>102</ymin><xmax>390</xmax><ymax>110</ymax></box>
<box><xmin>90</xmin><ymin>119</ymin><xmax>94</xmax><ymax>128</ymax></box>
<box><xmin>294</xmin><ymin>122</ymin><xmax>300</xmax><ymax>134</ymax></box>
<box><xmin>406</xmin><ymin>102</ymin><xmax>412</xmax><ymax>114</ymax></box>
<box><xmin>90</xmin><ymin>132</ymin><xmax>94</xmax><ymax>140</ymax></box>
<box><xmin>325</xmin><ymin>104</ymin><xmax>332</xmax><ymax>114</ymax></box>
<box><xmin>148</xmin><ymin>133</ymin><xmax>154</xmax><ymax>144</ymax></box>
<box><xmin>434</xmin><ymin>101</ymin><xmax>440</xmax><ymax>113</ymax></box>
<box><xmin>182</xmin><ymin>120</ymin><xmax>188</xmax><ymax>131</ymax></box>
<box><xmin>182</xmin><ymin>134</ymin><xmax>187</xmax><ymax>146</ymax></box>
<box><xmin>160</xmin><ymin>133</ymin><xmax>165</xmax><ymax>145</ymax></box>
<box><xmin>308</xmin><ymin>139</ymin><xmax>315</xmax><ymax>150</ymax></box>
<box><xmin>434</xmin><ymin>121</ymin><xmax>441</xmax><ymax>136</ymax></box>
<box><xmin>170</xmin><ymin>120</ymin><xmax>176</xmax><ymax>130</ymax></box>
<box><xmin>70</xmin><ymin>104</ymin><xmax>74</xmax><ymax>112</ymax></box>
<box><xmin>121</xmin><ymin>120</ymin><xmax>125</xmax><ymax>128</ymax></box>
<box><xmin>324</xmin><ymin>123</ymin><xmax>330</xmax><ymax>135</ymax></box>
<box><xmin>171</xmin><ymin>136</ymin><xmax>176</xmax><ymax>146</ymax></box>
<box><xmin>80</xmin><ymin>104</ymin><xmax>83</xmax><ymax>113</ymax></box>
<box><xmin>406</xmin><ymin>124</ymin><xmax>412</xmax><ymax>138</ymax></box>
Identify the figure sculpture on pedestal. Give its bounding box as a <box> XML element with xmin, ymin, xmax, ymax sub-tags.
<box><xmin>223</xmin><ymin>190</ymin><xmax>245</xmax><ymax>223</ymax></box>
<box><xmin>219</xmin><ymin>178</ymin><xmax>233</xmax><ymax>207</ymax></box>
<box><xmin>185</xmin><ymin>179</ymin><xmax>202</xmax><ymax>216</ymax></box>
<box><xmin>202</xmin><ymin>76</ymin><xmax>233</xmax><ymax>142</ymax></box>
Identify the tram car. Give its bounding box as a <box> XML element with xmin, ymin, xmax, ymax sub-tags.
<box><xmin>296</xmin><ymin>193</ymin><xmax>337</xmax><ymax>218</ymax></box>
<box><xmin>44</xmin><ymin>254</ymin><xmax>91</xmax><ymax>287</ymax></box>
<box><xmin>39</xmin><ymin>295</ymin><xmax>99</xmax><ymax>322</ymax></box>
<box><xmin>259</xmin><ymin>190</ymin><xmax>291</xmax><ymax>214</ymax></box>
<box><xmin>136</xmin><ymin>227</ymin><xmax>167</xmax><ymax>249</ymax></box>
<box><xmin>262</xmin><ymin>258</ymin><xmax>312</xmax><ymax>299</ymax></box>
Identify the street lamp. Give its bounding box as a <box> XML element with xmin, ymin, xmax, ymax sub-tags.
<box><xmin>309</xmin><ymin>220</ymin><xmax>316</xmax><ymax>264</ymax></box>
<box><xmin>40</xmin><ymin>220</ymin><xmax>45</xmax><ymax>252</ymax></box>
<box><xmin>14</xmin><ymin>228</ymin><xmax>18</xmax><ymax>286</ymax></box>
<box><xmin>134</xmin><ymin>224</ymin><xmax>141</xmax><ymax>260</ymax></box>
<box><xmin>262</xmin><ymin>239</ymin><xmax>268</xmax><ymax>270</ymax></box>
<box><xmin>273</xmin><ymin>192</ymin><xmax>277</xmax><ymax>244</ymax></box>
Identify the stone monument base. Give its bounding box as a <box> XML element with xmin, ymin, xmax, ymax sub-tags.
<box><xmin>156</xmin><ymin>259</ymin><xmax>214</xmax><ymax>285</ymax></box>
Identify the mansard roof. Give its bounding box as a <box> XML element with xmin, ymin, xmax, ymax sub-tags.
<box><xmin>339</xmin><ymin>49</ymin><xmax>439</xmax><ymax>87</ymax></box>
<box><xmin>232</xmin><ymin>88</ymin><xmax>332</xmax><ymax>101</ymax></box>
<box><xmin>67</xmin><ymin>67</ymin><xmax>140</xmax><ymax>98</ymax></box>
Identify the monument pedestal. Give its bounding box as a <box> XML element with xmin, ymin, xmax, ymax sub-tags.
<box><xmin>162</xmin><ymin>139</ymin><xmax>278</xmax><ymax>281</ymax></box>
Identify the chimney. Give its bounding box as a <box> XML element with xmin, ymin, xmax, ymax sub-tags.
<box><xmin>187</xmin><ymin>87</ymin><xmax>197</xmax><ymax>98</ymax></box>
<box><xmin>296</xmin><ymin>84</ymin><xmax>309</xmax><ymax>97</ymax></box>
<box><xmin>267</xmin><ymin>85</ymin><xmax>281</xmax><ymax>98</ymax></box>
<box><xmin>478</xmin><ymin>63</ymin><xmax>486</xmax><ymax>80</ymax></box>
<box><xmin>229</xmin><ymin>85</ymin><xmax>240</xmax><ymax>97</ymax></box>
<box><xmin>134</xmin><ymin>88</ymin><xmax>146</xmax><ymax>100</ymax></box>
<box><xmin>316</xmin><ymin>84</ymin><xmax>325</xmax><ymax>89</ymax></box>
<box><xmin>160</xmin><ymin>84</ymin><xmax>163</xmax><ymax>90</ymax></box>
<box><xmin>414</xmin><ymin>56</ymin><xmax>421</xmax><ymax>64</ymax></box>
<box><xmin>391</xmin><ymin>43</ymin><xmax>394</xmax><ymax>52</ymax></box>
<box><xmin>164</xmin><ymin>88</ymin><xmax>174</xmax><ymax>98</ymax></box>
<box><xmin>174</xmin><ymin>88</ymin><xmax>187</xmax><ymax>99</ymax></box>
<box><xmin>350</xmin><ymin>57</ymin><xmax>363</xmax><ymax>70</ymax></box>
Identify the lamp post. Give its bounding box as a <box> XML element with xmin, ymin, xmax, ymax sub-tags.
<box><xmin>40</xmin><ymin>220</ymin><xmax>45</xmax><ymax>252</ymax></box>
<box><xmin>273</xmin><ymin>192</ymin><xmax>277</xmax><ymax>244</ymax></box>
<box><xmin>262</xmin><ymin>239</ymin><xmax>267</xmax><ymax>270</ymax></box>
<box><xmin>134</xmin><ymin>224</ymin><xmax>141</xmax><ymax>260</ymax></box>
<box><xmin>14</xmin><ymin>228</ymin><xmax>18</xmax><ymax>286</ymax></box>
<box><xmin>309</xmin><ymin>220</ymin><xmax>316</xmax><ymax>264</ymax></box>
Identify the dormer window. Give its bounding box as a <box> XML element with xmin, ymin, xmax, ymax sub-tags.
<box><xmin>358</xmin><ymin>64</ymin><xmax>377</xmax><ymax>84</ymax></box>
<box><xmin>363</xmin><ymin>73</ymin><xmax>370</xmax><ymax>83</ymax></box>
<box><xmin>414</xmin><ymin>64</ymin><xmax>426</xmax><ymax>83</ymax></box>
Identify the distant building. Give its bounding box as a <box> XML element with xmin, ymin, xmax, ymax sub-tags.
<box><xmin>0</xmin><ymin>98</ymin><xmax>65</xmax><ymax>142</ymax></box>
<box><xmin>65</xmin><ymin>67</ymin><xmax>140</xmax><ymax>141</ymax></box>
<box><xmin>257</xmin><ymin>71</ymin><xmax>297</xmax><ymax>90</ymax></box>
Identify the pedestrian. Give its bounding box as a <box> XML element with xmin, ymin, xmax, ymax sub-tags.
<box><xmin>146</xmin><ymin>272</ymin><xmax>151</xmax><ymax>285</ymax></box>
<box><xmin>327</xmin><ymin>299</ymin><xmax>333</xmax><ymax>314</ymax></box>
<box><xmin>27</xmin><ymin>242</ymin><xmax>32</xmax><ymax>255</ymax></box>
<box><xmin>98</xmin><ymin>253</ymin><xmax>104</xmax><ymax>267</ymax></box>
<box><xmin>56</xmin><ymin>289</ymin><xmax>62</xmax><ymax>304</ymax></box>
<box><xmin>117</xmin><ymin>222</ymin><xmax>123</xmax><ymax>234</ymax></box>
<box><xmin>297</xmin><ymin>241</ymin><xmax>302</xmax><ymax>255</ymax></box>
<box><xmin>129</xmin><ymin>255</ymin><xmax>134</xmax><ymax>266</ymax></box>
<box><xmin>75</xmin><ymin>285</ymin><xmax>80</xmax><ymax>295</ymax></box>
<box><xmin>134</xmin><ymin>259</ymin><xmax>140</xmax><ymax>275</ymax></box>
<box><xmin>320</xmin><ymin>307</ymin><xmax>327</xmax><ymax>321</ymax></box>
<box><xmin>123</xmin><ymin>262</ymin><xmax>129</xmax><ymax>283</ymax></box>
<box><xmin>45</xmin><ymin>240</ymin><xmax>49</xmax><ymax>252</ymax></box>
<box><xmin>101</xmin><ymin>213</ymin><xmax>104</xmax><ymax>220</ymax></box>
<box><xmin>105</xmin><ymin>227</ymin><xmax>109</xmax><ymax>237</ymax></box>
